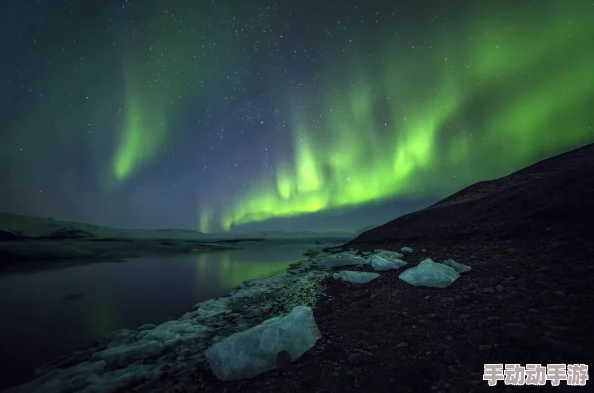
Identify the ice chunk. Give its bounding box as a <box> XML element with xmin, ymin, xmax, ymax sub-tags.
<box><xmin>137</xmin><ymin>323</ymin><xmax>156</xmax><ymax>331</ymax></box>
<box><xmin>70</xmin><ymin>360</ymin><xmax>107</xmax><ymax>376</ymax></box>
<box><xmin>376</xmin><ymin>250</ymin><xmax>404</xmax><ymax>259</ymax></box>
<box><xmin>399</xmin><ymin>258</ymin><xmax>460</xmax><ymax>288</ymax></box>
<box><xmin>332</xmin><ymin>270</ymin><xmax>380</xmax><ymax>284</ymax></box>
<box><xmin>91</xmin><ymin>340</ymin><xmax>165</xmax><ymax>363</ymax></box>
<box><xmin>370</xmin><ymin>251</ymin><xmax>407</xmax><ymax>271</ymax></box>
<box><xmin>371</xmin><ymin>257</ymin><xmax>406</xmax><ymax>271</ymax></box>
<box><xmin>7</xmin><ymin>259</ymin><xmax>331</xmax><ymax>393</ymax></box>
<box><xmin>103</xmin><ymin>329</ymin><xmax>135</xmax><ymax>347</ymax></box>
<box><xmin>204</xmin><ymin>305</ymin><xmax>321</xmax><ymax>381</ymax></box>
<box><xmin>442</xmin><ymin>258</ymin><xmax>471</xmax><ymax>273</ymax></box>
<box><xmin>319</xmin><ymin>253</ymin><xmax>366</xmax><ymax>268</ymax></box>
<box><xmin>401</xmin><ymin>247</ymin><xmax>414</xmax><ymax>253</ymax></box>
<box><xmin>138</xmin><ymin>329</ymin><xmax>180</xmax><ymax>347</ymax></box>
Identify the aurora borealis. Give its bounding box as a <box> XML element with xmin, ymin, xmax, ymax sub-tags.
<box><xmin>1</xmin><ymin>0</ymin><xmax>593</xmax><ymax>232</ymax></box>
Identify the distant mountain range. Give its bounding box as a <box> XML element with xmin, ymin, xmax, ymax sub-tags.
<box><xmin>0</xmin><ymin>213</ymin><xmax>355</xmax><ymax>241</ymax></box>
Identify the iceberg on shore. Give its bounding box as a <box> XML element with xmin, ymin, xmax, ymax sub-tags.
<box><xmin>205</xmin><ymin>306</ymin><xmax>321</xmax><ymax>381</ymax></box>
<box><xmin>399</xmin><ymin>258</ymin><xmax>460</xmax><ymax>288</ymax></box>
<box><xmin>370</xmin><ymin>251</ymin><xmax>407</xmax><ymax>271</ymax></box>
<box><xmin>332</xmin><ymin>270</ymin><xmax>380</xmax><ymax>284</ymax></box>
<box><xmin>319</xmin><ymin>252</ymin><xmax>367</xmax><ymax>268</ymax></box>
<box><xmin>442</xmin><ymin>258</ymin><xmax>472</xmax><ymax>273</ymax></box>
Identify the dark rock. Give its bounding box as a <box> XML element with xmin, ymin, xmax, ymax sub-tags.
<box><xmin>347</xmin><ymin>352</ymin><xmax>363</xmax><ymax>364</ymax></box>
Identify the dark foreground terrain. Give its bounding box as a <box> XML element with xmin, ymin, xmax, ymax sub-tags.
<box><xmin>125</xmin><ymin>143</ymin><xmax>594</xmax><ymax>393</ymax></box>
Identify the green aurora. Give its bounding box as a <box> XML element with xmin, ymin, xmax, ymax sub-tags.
<box><xmin>103</xmin><ymin>3</ymin><xmax>593</xmax><ymax>232</ymax></box>
<box><xmin>198</xmin><ymin>4</ymin><xmax>594</xmax><ymax>232</ymax></box>
<box><xmin>112</xmin><ymin>9</ymin><xmax>227</xmax><ymax>182</ymax></box>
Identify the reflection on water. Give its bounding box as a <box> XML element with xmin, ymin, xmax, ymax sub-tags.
<box><xmin>0</xmin><ymin>244</ymin><xmax>326</xmax><ymax>390</ymax></box>
<box><xmin>195</xmin><ymin>250</ymin><xmax>298</xmax><ymax>289</ymax></box>
<box><xmin>87</xmin><ymin>296</ymin><xmax>117</xmax><ymax>340</ymax></box>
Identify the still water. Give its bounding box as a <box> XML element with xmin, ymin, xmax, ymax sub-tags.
<box><xmin>0</xmin><ymin>244</ymin><xmax>324</xmax><ymax>390</ymax></box>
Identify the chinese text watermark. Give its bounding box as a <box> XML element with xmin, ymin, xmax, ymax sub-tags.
<box><xmin>483</xmin><ymin>364</ymin><xmax>588</xmax><ymax>386</ymax></box>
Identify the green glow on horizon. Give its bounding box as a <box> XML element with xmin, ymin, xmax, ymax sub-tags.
<box><xmin>203</xmin><ymin>3</ymin><xmax>594</xmax><ymax>232</ymax></box>
<box><xmin>199</xmin><ymin>209</ymin><xmax>212</xmax><ymax>234</ymax></box>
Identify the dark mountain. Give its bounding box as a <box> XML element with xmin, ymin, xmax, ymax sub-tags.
<box><xmin>347</xmin><ymin>143</ymin><xmax>594</xmax><ymax>250</ymax></box>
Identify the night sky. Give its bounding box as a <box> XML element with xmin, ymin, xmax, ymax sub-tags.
<box><xmin>1</xmin><ymin>0</ymin><xmax>593</xmax><ymax>233</ymax></box>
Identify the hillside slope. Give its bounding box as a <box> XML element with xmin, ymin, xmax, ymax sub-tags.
<box><xmin>348</xmin><ymin>143</ymin><xmax>594</xmax><ymax>249</ymax></box>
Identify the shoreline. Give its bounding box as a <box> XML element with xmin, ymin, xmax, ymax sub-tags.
<box><xmin>4</xmin><ymin>248</ymin><xmax>339</xmax><ymax>393</ymax></box>
<box><xmin>6</xmin><ymin>237</ymin><xmax>593</xmax><ymax>392</ymax></box>
<box><xmin>138</xmin><ymin>237</ymin><xmax>592</xmax><ymax>393</ymax></box>
<box><xmin>0</xmin><ymin>236</ymin><xmax>349</xmax><ymax>270</ymax></box>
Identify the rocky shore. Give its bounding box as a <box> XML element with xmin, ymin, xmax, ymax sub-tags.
<box><xmin>128</xmin><ymin>240</ymin><xmax>592</xmax><ymax>393</ymax></box>
<box><xmin>13</xmin><ymin>238</ymin><xmax>591</xmax><ymax>393</ymax></box>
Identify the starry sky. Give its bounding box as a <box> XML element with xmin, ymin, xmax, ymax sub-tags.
<box><xmin>1</xmin><ymin>0</ymin><xmax>593</xmax><ymax>233</ymax></box>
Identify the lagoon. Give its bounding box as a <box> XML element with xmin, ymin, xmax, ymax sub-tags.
<box><xmin>0</xmin><ymin>243</ymin><xmax>330</xmax><ymax>390</ymax></box>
